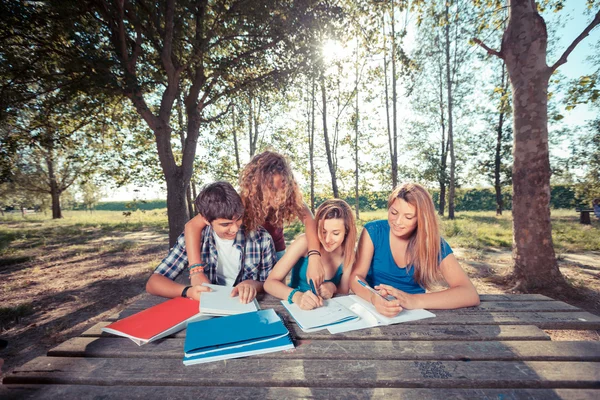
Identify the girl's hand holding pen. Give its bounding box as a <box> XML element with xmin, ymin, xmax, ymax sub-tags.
<box><xmin>297</xmin><ymin>290</ymin><xmax>323</xmax><ymax>310</ymax></box>
<box><xmin>370</xmin><ymin>291</ymin><xmax>402</xmax><ymax>317</ymax></box>
<box><xmin>375</xmin><ymin>284</ymin><xmax>416</xmax><ymax>310</ymax></box>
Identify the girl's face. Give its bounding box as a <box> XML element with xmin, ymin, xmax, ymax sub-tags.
<box><xmin>266</xmin><ymin>173</ymin><xmax>286</xmax><ymax>209</ymax></box>
<box><xmin>320</xmin><ymin>218</ymin><xmax>346</xmax><ymax>253</ymax></box>
<box><xmin>388</xmin><ymin>198</ymin><xmax>418</xmax><ymax>239</ymax></box>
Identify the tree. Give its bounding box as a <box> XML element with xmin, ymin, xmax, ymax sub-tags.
<box><xmin>15</xmin><ymin>0</ymin><xmax>324</xmax><ymax>245</ymax></box>
<box><xmin>474</xmin><ymin>0</ymin><xmax>600</xmax><ymax>290</ymax></box>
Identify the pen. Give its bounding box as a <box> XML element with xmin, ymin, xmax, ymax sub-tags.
<box><xmin>356</xmin><ymin>277</ymin><xmax>389</xmax><ymax>301</ymax></box>
<box><xmin>309</xmin><ymin>279</ymin><xmax>318</xmax><ymax>296</ymax></box>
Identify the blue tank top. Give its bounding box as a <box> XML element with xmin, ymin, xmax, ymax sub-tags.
<box><xmin>364</xmin><ymin>220</ymin><xmax>453</xmax><ymax>294</ymax></box>
<box><xmin>288</xmin><ymin>256</ymin><xmax>343</xmax><ymax>292</ymax></box>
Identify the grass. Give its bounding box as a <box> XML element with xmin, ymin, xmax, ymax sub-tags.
<box><xmin>0</xmin><ymin>303</ymin><xmax>34</xmax><ymax>330</ymax></box>
<box><xmin>1</xmin><ymin>208</ymin><xmax>597</xmax><ymax>254</ymax></box>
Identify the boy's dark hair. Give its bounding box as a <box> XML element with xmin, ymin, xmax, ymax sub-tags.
<box><xmin>194</xmin><ymin>181</ymin><xmax>244</xmax><ymax>223</ymax></box>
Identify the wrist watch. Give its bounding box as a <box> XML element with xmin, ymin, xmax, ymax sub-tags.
<box><xmin>181</xmin><ymin>286</ymin><xmax>192</xmax><ymax>298</ymax></box>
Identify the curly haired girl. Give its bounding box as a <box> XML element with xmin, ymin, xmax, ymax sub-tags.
<box><xmin>185</xmin><ymin>151</ymin><xmax>326</xmax><ymax>286</ymax></box>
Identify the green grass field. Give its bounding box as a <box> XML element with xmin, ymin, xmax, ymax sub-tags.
<box><xmin>1</xmin><ymin>208</ymin><xmax>598</xmax><ymax>255</ymax></box>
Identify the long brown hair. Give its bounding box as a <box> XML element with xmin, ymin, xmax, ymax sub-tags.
<box><xmin>388</xmin><ymin>183</ymin><xmax>442</xmax><ymax>290</ymax></box>
<box><xmin>239</xmin><ymin>151</ymin><xmax>305</xmax><ymax>231</ymax></box>
<box><xmin>315</xmin><ymin>199</ymin><xmax>357</xmax><ymax>271</ymax></box>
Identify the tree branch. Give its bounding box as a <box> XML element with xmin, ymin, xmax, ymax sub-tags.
<box><xmin>473</xmin><ymin>38</ymin><xmax>503</xmax><ymax>59</ymax></box>
<box><xmin>550</xmin><ymin>10</ymin><xmax>600</xmax><ymax>73</ymax></box>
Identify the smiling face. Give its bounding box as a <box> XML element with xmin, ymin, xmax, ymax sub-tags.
<box><xmin>319</xmin><ymin>218</ymin><xmax>346</xmax><ymax>253</ymax></box>
<box><xmin>387</xmin><ymin>198</ymin><xmax>418</xmax><ymax>239</ymax></box>
<box><xmin>210</xmin><ymin>217</ymin><xmax>243</xmax><ymax>240</ymax></box>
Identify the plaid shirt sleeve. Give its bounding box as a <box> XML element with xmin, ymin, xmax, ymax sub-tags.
<box><xmin>153</xmin><ymin>233</ymin><xmax>188</xmax><ymax>280</ymax></box>
<box><xmin>256</xmin><ymin>227</ymin><xmax>276</xmax><ymax>282</ymax></box>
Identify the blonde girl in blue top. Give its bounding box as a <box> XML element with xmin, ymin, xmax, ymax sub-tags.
<box><xmin>264</xmin><ymin>199</ymin><xmax>357</xmax><ymax>310</ymax></box>
<box><xmin>350</xmin><ymin>183</ymin><xmax>480</xmax><ymax>317</ymax></box>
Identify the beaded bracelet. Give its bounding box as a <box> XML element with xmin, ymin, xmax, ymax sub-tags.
<box><xmin>287</xmin><ymin>288</ymin><xmax>300</xmax><ymax>304</ymax></box>
<box><xmin>189</xmin><ymin>266</ymin><xmax>204</xmax><ymax>276</ymax></box>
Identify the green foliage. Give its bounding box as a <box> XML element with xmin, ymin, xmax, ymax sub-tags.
<box><xmin>0</xmin><ymin>303</ymin><xmax>34</xmax><ymax>329</ymax></box>
<box><xmin>92</xmin><ymin>200</ymin><xmax>167</xmax><ymax>212</ymax></box>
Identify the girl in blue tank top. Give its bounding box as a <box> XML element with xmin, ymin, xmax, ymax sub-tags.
<box><xmin>264</xmin><ymin>199</ymin><xmax>357</xmax><ymax>310</ymax></box>
<box><xmin>350</xmin><ymin>183</ymin><xmax>480</xmax><ymax>317</ymax></box>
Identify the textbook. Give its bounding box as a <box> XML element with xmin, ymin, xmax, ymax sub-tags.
<box><xmin>327</xmin><ymin>295</ymin><xmax>436</xmax><ymax>334</ymax></box>
<box><xmin>199</xmin><ymin>283</ymin><xmax>260</xmax><ymax>316</ymax></box>
<box><xmin>183</xmin><ymin>308</ymin><xmax>294</xmax><ymax>365</ymax></box>
<box><xmin>280</xmin><ymin>298</ymin><xmax>359</xmax><ymax>332</ymax></box>
<box><xmin>102</xmin><ymin>297</ymin><xmax>210</xmax><ymax>346</ymax></box>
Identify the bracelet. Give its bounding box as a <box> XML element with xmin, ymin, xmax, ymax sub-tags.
<box><xmin>288</xmin><ymin>288</ymin><xmax>300</xmax><ymax>304</ymax></box>
<box><xmin>189</xmin><ymin>266</ymin><xmax>204</xmax><ymax>276</ymax></box>
<box><xmin>307</xmin><ymin>250</ymin><xmax>321</xmax><ymax>258</ymax></box>
<box><xmin>188</xmin><ymin>263</ymin><xmax>205</xmax><ymax>270</ymax></box>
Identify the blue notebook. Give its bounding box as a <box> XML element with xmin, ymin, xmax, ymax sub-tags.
<box><xmin>183</xmin><ymin>308</ymin><xmax>294</xmax><ymax>365</ymax></box>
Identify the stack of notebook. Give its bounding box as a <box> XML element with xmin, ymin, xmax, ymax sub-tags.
<box><xmin>183</xmin><ymin>308</ymin><xmax>295</xmax><ymax>365</ymax></box>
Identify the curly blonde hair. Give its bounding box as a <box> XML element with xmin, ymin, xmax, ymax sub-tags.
<box><xmin>239</xmin><ymin>151</ymin><xmax>305</xmax><ymax>231</ymax></box>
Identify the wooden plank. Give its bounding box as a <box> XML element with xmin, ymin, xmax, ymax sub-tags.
<box><xmin>48</xmin><ymin>337</ymin><xmax>600</xmax><ymax>362</ymax></box>
<box><xmin>82</xmin><ymin>321</ymin><xmax>550</xmax><ymax>341</ymax></box>
<box><xmin>125</xmin><ymin>293</ymin><xmax>557</xmax><ymax>310</ymax></box>
<box><xmin>1</xmin><ymin>385</ymin><xmax>598</xmax><ymax>400</ymax></box>
<box><xmin>107</xmin><ymin>308</ymin><xmax>600</xmax><ymax>330</ymax></box>
<box><xmin>5</xmin><ymin>357</ymin><xmax>600</xmax><ymax>388</ymax></box>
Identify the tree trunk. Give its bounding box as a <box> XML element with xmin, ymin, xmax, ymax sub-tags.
<box><xmin>382</xmin><ymin>10</ymin><xmax>393</xmax><ymax>191</ymax></box>
<box><xmin>354</xmin><ymin>40</ymin><xmax>360</xmax><ymax>220</ymax></box>
<box><xmin>320</xmin><ymin>74</ymin><xmax>339</xmax><ymax>198</ymax></box>
<box><xmin>503</xmin><ymin>0</ymin><xmax>563</xmax><ymax>289</ymax></box>
<box><xmin>45</xmin><ymin>152</ymin><xmax>62</xmax><ymax>219</ymax></box>
<box><xmin>495</xmin><ymin>62</ymin><xmax>508</xmax><ymax>216</ymax></box>
<box><xmin>445</xmin><ymin>3</ymin><xmax>456</xmax><ymax>220</ymax></box>
<box><xmin>390</xmin><ymin>0</ymin><xmax>398</xmax><ymax>188</ymax></box>
<box><xmin>232</xmin><ymin>105</ymin><xmax>241</xmax><ymax>172</ymax></box>
<box><xmin>191</xmin><ymin>180</ymin><xmax>198</xmax><ymax>216</ymax></box>
<box><xmin>309</xmin><ymin>76</ymin><xmax>316</xmax><ymax>213</ymax></box>
<box><xmin>438</xmin><ymin>60</ymin><xmax>448</xmax><ymax>216</ymax></box>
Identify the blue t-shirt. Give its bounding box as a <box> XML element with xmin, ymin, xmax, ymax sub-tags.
<box><xmin>288</xmin><ymin>256</ymin><xmax>343</xmax><ymax>292</ymax></box>
<box><xmin>364</xmin><ymin>220</ymin><xmax>453</xmax><ymax>294</ymax></box>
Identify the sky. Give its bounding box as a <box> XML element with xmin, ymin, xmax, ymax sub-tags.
<box><xmin>101</xmin><ymin>2</ymin><xmax>599</xmax><ymax>202</ymax></box>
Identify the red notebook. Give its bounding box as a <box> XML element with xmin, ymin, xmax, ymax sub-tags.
<box><xmin>102</xmin><ymin>297</ymin><xmax>207</xmax><ymax>346</ymax></box>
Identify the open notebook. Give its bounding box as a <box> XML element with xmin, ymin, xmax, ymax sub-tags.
<box><xmin>281</xmin><ymin>298</ymin><xmax>358</xmax><ymax>332</ymax></box>
<box><xmin>199</xmin><ymin>283</ymin><xmax>260</xmax><ymax>316</ymax></box>
<box><xmin>183</xmin><ymin>308</ymin><xmax>294</xmax><ymax>365</ymax></box>
<box><xmin>327</xmin><ymin>295</ymin><xmax>436</xmax><ymax>334</ymax></box>
<box><xmin>102</xmin><ymin>297</ymin><xmax>210</xmax><ymax>346</ymax></box>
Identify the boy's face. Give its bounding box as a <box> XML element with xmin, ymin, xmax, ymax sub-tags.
<box><xmin>210</xmin><ymin>217</ymin><xmax>243</xmax><ymax>240</ymax></box>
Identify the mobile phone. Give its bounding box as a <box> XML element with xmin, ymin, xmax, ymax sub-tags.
<box><xmin>356</xmin><ymin>277</ymin><xmax>389</xmax><ymax>301</ymax></box>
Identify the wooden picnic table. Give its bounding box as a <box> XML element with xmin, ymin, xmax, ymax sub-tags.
<box><xmin>2</xmin><ymin>293</ymin><xmax>600</xmax><ymax>399</ymax></box>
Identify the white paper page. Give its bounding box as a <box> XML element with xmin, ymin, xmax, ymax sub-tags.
<box><xmin>327</xmin><ymin>302</ymin><xmax>380</xmax><ymax>334</ymax></box>
<box><xmin>280</xmin><ymin>298</ymin><xmax>358</xmax><ymax>332</ymax></box>
<box><xmin>200</xmin><ymin>283</ymin><xmax>259</xmax><ymax>315</ymax></box>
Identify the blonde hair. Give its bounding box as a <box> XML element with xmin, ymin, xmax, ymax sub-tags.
<box><xmin>315</xmin><ymin>199</ymin><xmax>357</xmax><ymax>271</ymax></box>
<box><xmin>239</xmin><ymin>151</ymin><xmax>305</xmax><ymax>231</ymax></box>
<box><xmin>388</xmin><ymin>183</ymin><xmax>442</xmax><ymax>290</ymax></box>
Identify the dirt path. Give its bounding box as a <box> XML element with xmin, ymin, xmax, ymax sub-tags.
<box><xmin>1</xmin><ymin>230</ymin><xmax>599</xmax><ymax>380</ymax></box>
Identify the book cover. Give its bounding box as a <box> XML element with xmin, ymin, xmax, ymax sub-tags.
<box><xmin>199</xmin><ymin>283</ymin><xmax>259</xmax><ymax>316</ymax></box>
<box><xmin>102</xmin><ymin>297</ymin><xmax>203</xmax><ymax>346</ymax></box>
<box><xmin>183</xmin><ymin>308</ymin><xmax>294</xmax><ymax>365</ymax></box>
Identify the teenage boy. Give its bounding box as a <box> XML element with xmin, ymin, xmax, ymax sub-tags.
<box><xmin>146</xmin><ymin>181</ymin><xmax>276</xmax><ymax>303</ymax></box>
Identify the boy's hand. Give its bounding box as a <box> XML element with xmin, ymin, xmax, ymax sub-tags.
<box><xmin>231</xmin><ymin>282</ymin><xmax>257</xmax><ymax>304</ymax></box>
<box><xmin>297</xmin><ymin>291</ymin><xmax>323</xmax><ymax>310</ymax></box>
<box><xmin>318</xmin><ymin>282</ymin><xmax>336</xmax><ymax>300</ymax></box>
<box><xmin>187</xmin><ymin>285</ymin><xmax>212</xmax><ymax>301</ymax></box>
<box><xmin>370</xmin><ymin>291</ymin><xmax>402</xmax><ymax>317</ymax></box>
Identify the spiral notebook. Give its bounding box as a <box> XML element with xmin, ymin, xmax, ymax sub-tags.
<box><xmin>280</xmin><ymin>298</ymin><xmax>358</xmax><ymax>332</ymax></box>
<box><xmin>183</xmin><ymin>308</ymin><xmax>294</xmax><ymax>365</ymax></box>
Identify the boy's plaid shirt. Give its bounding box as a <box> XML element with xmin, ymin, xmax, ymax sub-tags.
<box><xmin>153</xmin><ymin>224</ymin><xmax>275</xmax><ymax>285</ymax></box>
